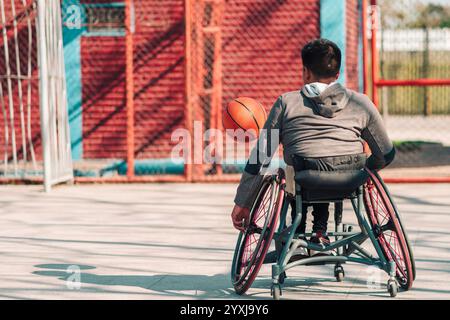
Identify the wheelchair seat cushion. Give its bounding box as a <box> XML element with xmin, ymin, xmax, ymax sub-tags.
<box><xmin>294</xmin><ymin>169</ymin><xmax>369</xmax><ymax>201</ymax></box>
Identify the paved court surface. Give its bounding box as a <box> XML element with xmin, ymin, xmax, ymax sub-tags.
<box><xmin>386</xmin><ymin>116</ymin><xmax>450</xmax><ymax>146</ymax></box>
<box><xmin>0</xmin><ymin>183</ymin><xmax>449</xmax><ymax>300</ymax></box>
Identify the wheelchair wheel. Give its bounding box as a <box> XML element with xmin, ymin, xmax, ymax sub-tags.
<box><xmin>231</xmin><ymin>171</ymin><xmax>285</xmax><ymax>295</ymax></box>
<box><xmin>363</xmin><ymin>169</ymin><xmax>414</xmax><ymax>290</ymax></box>
<box><xmin>372</xmin><ymin>171</ymin><xmax>416</xmax><ymax>281</ymax></box>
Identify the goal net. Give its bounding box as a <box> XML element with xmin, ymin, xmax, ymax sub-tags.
<box><xmin>0</xmin><ymin>0</ymin><xmax>72</xmax><ymax>190</ymax></box>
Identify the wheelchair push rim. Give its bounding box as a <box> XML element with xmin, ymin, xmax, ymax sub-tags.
<box><xmin>373</xmin><ymin>171</ymin><xmax>416</xmax><ymax>281</ymax></box>
<box><xmin>364</xmin><ymin>169</ymin><xmax>414</xmax><ymax>290</ymax></box>
<box><xmin>231</xmin><ymin>172</ymin><xmax>284</xmax><ymax>295</ymax></box>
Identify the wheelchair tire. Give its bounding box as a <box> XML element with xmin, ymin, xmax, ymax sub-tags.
<box><xmin>372</xmin><ymin>171</ymin><xmax>416</xmax><ymax>281</ymax></box>
<box><xmin>363</xmin><ymin>169</ymin><xmax>414</xmax><ymax>291</ymax></box>
<box><xmin>231</xmin><ymin>171</ymin><xmax>285</xmax><ymax>295</ymax></box>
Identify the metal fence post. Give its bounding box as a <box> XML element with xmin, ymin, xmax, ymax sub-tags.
<box><xmin>37</xmin><ymin>0</ymin><xmax>51</xmax><ymax>192</ymax></box>
<box><xmin>125</xmin><ymin>0</ymin><xmax>135</xmax><ymax>178</ymax></box>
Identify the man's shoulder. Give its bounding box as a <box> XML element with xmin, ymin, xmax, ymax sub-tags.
<box><xmin>346</xmin><ymin>89</ymin><xmax>377</xmax><ymax>113</ymax></box>
<box><xmin>280</xmin><ymin>90</ymin><xmax>301</xmax><ymax>98</ymax></box>
<box><xmin>346</xmin><ymin>89</ymin><xmax>371</xmax><ymax>105</ymax></box>
<box><xmin>279</xmin><ymin>90</ymin><xmax>302</xmax><ymax>105</ymax></box>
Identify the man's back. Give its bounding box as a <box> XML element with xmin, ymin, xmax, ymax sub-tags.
<box><xmin>275</xmin><ymin>82</ymin><xmax>393</xmax><ymax>166</ymax></box>
<box><xmin>234</xmin><ymin>82</ymin><xmax>395</xmax><ymax>208</ymax></box>
<box><xmin>231</xmin><ymin>38</ymin><xmax>395</xmax><ymax>230</ymax></box>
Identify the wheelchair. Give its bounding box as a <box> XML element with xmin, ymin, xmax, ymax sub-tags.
<box><xmin>231</xmin><ymin>165</ymin><xmax>415</xmax><ymax>299</ymax></box>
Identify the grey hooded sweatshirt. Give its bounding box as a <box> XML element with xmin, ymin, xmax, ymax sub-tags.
<box><xmin>234</xmin><ymin>82</ymin><xmax>395</xmax><ymax>208</ymax></box>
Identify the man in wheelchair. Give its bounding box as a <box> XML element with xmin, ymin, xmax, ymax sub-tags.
<box><xmin>231</xmin><ymin>38</ymin><xmax>395</xmax><ymax>259</ymax></box>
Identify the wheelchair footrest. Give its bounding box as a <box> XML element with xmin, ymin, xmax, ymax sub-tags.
<box><xmin>303</xmin><ymin>259</ymin><xmax>341</xmax><ymax>266</ymax></box>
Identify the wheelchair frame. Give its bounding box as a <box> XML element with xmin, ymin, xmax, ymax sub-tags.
<box><xmin>231</xmin><ymin>168</ymin><xmax>415</xmax><ymax>299</ymax></box>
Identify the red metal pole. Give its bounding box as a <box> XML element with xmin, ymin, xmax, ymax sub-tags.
<box><xmin>377</xmin><ymin>78</ymin><xmax>450</xmax><ymax>87</ymax></box>
<box><xmin>370</xmin><ymin>0</ymin><xmax>379</xmax><ymax>107</ymax></box>
<box><xmin>384</xmin><ymin>177</ymin><xmax>450</xmax><ymax>184</ymax></box>
<box><xmin>4</xmin><ymin>175</ymin><xmax>450</xmax><ymax>185</ymax></box>
<box><xmin>212</xmin><ymin>0</ymin><xmax>223</xmax><ymax>176</ymax></box>
<box><xmin>362</xmin><ymin>0</ymin><xmax>369</xmax><ymax>95</ymax></box>
<box><xmin>184</xmin><ymin>0</ymin><xmax>193</xmax><ymax>181</ymax></box>
<box><xmin>361</xmin><ymin>0</ymin><xmax>370</xmax><ymax>154</ymax></box>
<box><xmin>125</xmin><ymin>0</ymin><xmax>135</xmax><ymax>178</ymax></box>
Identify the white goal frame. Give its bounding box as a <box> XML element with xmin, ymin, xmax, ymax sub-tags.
<box><xmin>0</xmin><ymin>0</ymin><xmax>73</xmax><ymax>191</ymax></box>
<box><xmin>37</xmin><ymin>0</ymin><xmax>73</xmax><ymax>191</ymax></box>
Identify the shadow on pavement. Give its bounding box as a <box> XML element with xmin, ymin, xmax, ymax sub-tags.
<box><xmin>34</xmin><ymin>264</ymin><xmax>238</xmax><ymax>299</ymax></box>
<box><xmin>33</xmin><ymin>264</ymin><xmax>390</xmax><ymax>299</ymax></box>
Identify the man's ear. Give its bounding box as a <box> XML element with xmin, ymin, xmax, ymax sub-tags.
<box><xmin>335</xmin><ymin>72</ymin><xmax>340</xmax><ymax>80</ymax></box>
<box><xmin>303</xmin><ymin>67</ymin><xmax>311</xmax><ymax>82</ymax></box>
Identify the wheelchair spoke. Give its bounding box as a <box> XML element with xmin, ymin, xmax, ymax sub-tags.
<box><xmin>231</xmin><ymin>170</ymin><xmax>286</xmax><ymax>295</ymax></box>
<box><xmin>372</xmin><ymin>189</ymin><xmax>389</xmax><ymax>225</ymax></box>
<box><xmin>241</xmin><ymin>232</ymin><xmax>262</xmax><ymax>269</ymax></box>
<box><xmin>363</xmin><ymin>170</ymin><xmax>414</xmax><ymax>290</ymax></box>
<box><xmin>238</xmin><ymin>184</ymin><xmax>274</xmax><ymax>277</ymax></box>
<box><xmin>387</xmin><ymin>233</ymin><xmax>401</xmax><ymax>257</ymax></box>
<box><xmin>253</xmin><ymin>187</ymin><xmax>272</xmax><ymax>225</ymax></box>
<box><xmin>255</xmin><ymin>209</ymin><xmax>268</xmax><ymax>225</ymax></box>
<box><xmin>243</xmin><ymin>238</ymin><xmax>250</xmax><ymax>263</ymax></box>
<box><xmin>386</xmin><ymin>234</ymin><xmax>407</xmax><ymax>278</ymax></box>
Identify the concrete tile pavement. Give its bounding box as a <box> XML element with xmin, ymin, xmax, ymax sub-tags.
<box><xmin>0</xmin><ymin>183</ymin><xmax>449</xmax><ymax>300</ymax></box>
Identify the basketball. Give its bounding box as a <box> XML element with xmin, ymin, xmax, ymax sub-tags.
<box><xmin>223</xmin><ymin>97</ymin><xmax>267</xmax><ymax>139</ymax></box>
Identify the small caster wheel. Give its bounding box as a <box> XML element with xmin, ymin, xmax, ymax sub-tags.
<box><xmin>334</xmin><ymin>265</ymin><xmax>345</xmax><ymax>282</ymax></box>
<box><xmin>387</xmin><ymin>280</ymin><xmax>398</xmax><ymax>297</ymax></box>
<box><xmin>271</xmin><ymin>284</ymin><xmax>282</xmax><ymax>300</ymax></box>
<box><xmin>279</xmin><ymin>272</ymin><xmax>287</xmax><ymax>284</ymax></box>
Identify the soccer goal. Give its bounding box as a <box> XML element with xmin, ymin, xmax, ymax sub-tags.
<box><xmin>0</xmin><ymin>0</ymin><xmax>73</xmax><ymax>191</ymax></box>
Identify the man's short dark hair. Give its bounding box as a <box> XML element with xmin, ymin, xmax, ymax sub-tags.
<box><xmin>301</xmin><ymin>39</ymin><xmax>341</xmax><ymax>78</ymax></box>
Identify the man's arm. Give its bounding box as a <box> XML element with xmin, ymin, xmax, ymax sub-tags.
<box><xmin>234</xmin><ymin>96</ymin><xmax>284</xmax><ymax>207</ymax></box>
<box><xmin>231</xmin><ymin>96</ymin><xmax>284</xmax><ymax>230</ymax></box>
<box><xmin>361</xmin><ymin>99</ymin><xmax>395</xmax><ymax>170</ymax></box>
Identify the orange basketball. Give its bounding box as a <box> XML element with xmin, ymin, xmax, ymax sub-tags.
<box><xmin>222</xmin><ymin>97</ymin><xmax>267</xmax><ymax>139</ymax></box>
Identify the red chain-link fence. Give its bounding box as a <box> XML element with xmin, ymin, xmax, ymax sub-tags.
<box><xmin>185</xmin><ymin>0</ymin><xmax>322</xmax><ymax>182</ymax></box>
<box><xmin>0</xmin><ymin>0</ymin><xmax>41</xmax><ymax>178</ymax></box>
<box><xmin>3</xmin><ymin>0</ymin><xmax>449</xmax><ymax>184</ymax></box>
<box><xmin>65</xmin><ymin>0</ymin><xmax>333</xmax><ymax>183</ymax></box>
<box><xmin>369</xmin><ymin>0</ymin><xmax>450</xmax><ymax>182</ymax></box>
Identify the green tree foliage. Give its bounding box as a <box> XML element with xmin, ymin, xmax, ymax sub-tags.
<box><xmin>409</xmin><ymin>3</ymin><xmax>450</xmax><ymax>28</ymax></box>
<box><xmin>379</xmin><ymin>1</ymin><xmax>450</xmax><ymax>29</ymax></box>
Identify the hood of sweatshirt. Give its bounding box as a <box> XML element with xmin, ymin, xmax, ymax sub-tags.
<box><xmin>301</xmin><ymin>82</ymin><xmax>350</xmax><ymax>118</ymax></box>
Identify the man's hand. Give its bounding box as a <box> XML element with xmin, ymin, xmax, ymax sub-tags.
<box><xmin>231</xmin><ymin>205</ymin><xmax>250</xmax><ymax>232</ymax></box>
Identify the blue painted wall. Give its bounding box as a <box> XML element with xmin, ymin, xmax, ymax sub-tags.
<box><xmin>320</xmin><ymin>0</ymin><xmax>346</xmax><ymax>85</ymax></box>
<box><xmin>62</xmin><ymin>0</ymin><xmax>83</xmax><ymax>160</ymax></box>
<box><xmin>62</xmin><ymin>2</ymin><xmax>127</xmax><ymax>160</ymax></box>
